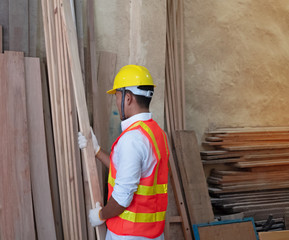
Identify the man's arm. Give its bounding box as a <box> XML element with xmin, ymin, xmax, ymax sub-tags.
<box><xmin>96</xmin><ymin>148</ymin><xmax>110</xmax><ymax>168</ymax></box>
<box><xmin>100</xmin><ymin>196</ymin><xmax>126</xmax><ymax>220</ymax></box>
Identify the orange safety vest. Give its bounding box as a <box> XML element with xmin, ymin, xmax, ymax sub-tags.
<box><xmin>106</xmin><ymin>119</ymin><xmax>169</xmax><ymax>238</ymax></box>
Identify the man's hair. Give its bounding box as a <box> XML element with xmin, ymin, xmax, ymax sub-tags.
<box><xmin>126</xmin><ymin>85</ymin><xmax>154</xmax><ymax>109</ymax></box>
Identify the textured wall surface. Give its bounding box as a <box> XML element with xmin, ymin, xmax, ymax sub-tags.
<box><xmin>184</xmin><ymin>0</ymin><xmax>289</xmax><ymax>144</ymax></box>
<box><xmin>93</xmin><ymin>0</ymin><xmax>167</xmax><ymax>145</ymax></box>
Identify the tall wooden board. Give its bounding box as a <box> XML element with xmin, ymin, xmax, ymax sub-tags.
<box><xmin>40</xmin><ymin>62</ymin><xmax>64</xmax><ymax>240</ymax></box>
<box><xmin>25</xmin><ymin>57</ymin><xmax>57</xmax><ymax>240</ymax></box>
<box><xmin>0</xmin><ymin>51</ymin><xmax>35</xmax><ymax>239</ymax></box>
<box><xmin>93</xmin><ymin>51</ymin><xmax>117</xmax><ymax>198</ymax></box>
<box><xmin>173</xmin><ymin>130</ymin><xmax>214</xmax><ymax>224</ymax></box>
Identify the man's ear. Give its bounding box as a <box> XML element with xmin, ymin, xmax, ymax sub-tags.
<box><xmin>126</xmin><ymin>92</ymin><xmax>134</xmax><ymax>105</ymax></box>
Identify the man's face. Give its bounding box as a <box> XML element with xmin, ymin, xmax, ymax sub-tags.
<box><xmin>115</xmin><ymin>91</ymin><xmax>123</xmax><ymax>119</ymax></box>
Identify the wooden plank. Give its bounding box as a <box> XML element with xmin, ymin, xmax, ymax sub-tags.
<box><xmin>173</xmin><ymin>130</ymin><xmax>214</xmax><ymax>224</ymax></box>
<box><xmin>60</xmin><ymin>0</ymin><xmax>106</xmax><ymax>238</ymax></box>
<box><xmin>40</xmin><ymin>61</ymin><xmax>64</xmax><ymax>239</ymax></box>
<box><xmin>93</xmin><ymin>51</ymin><xmax>117</xmax><ymax>199</ymax></box>
<box><xmin>25</xmin><ymin>57</ymin><xmax>57</xmax><ymax>240</ymax></box>
<box><xmin>0</xmin><ymin>51</ymin><xmax>35</xmax><ymax>239</ymax></box>
<box><xmin>234</xmin><ymin>159</ymin><xmax>289</xmax><ymax>168</ymax></box>
<box><xmin>9</xmin><ymin>0</ymin><xmax>29</xmax><ymax>54</ymax></box>
<box><xmin>222</xmin><ymin>143</ymin><xmax>289</xmax><ymax>151</ymax></box>
<box><xmin>259</xmin><ymin>230</ymin><xmax>289</xmax><ymax>240</ymax></box>
<box><xmin>202</xmin><ymin>157</ymin><xmax>245</xmax><ymax>165</ymax></box>
<box><xmin>167</xmin><ymin>138</ymin><xmax>193</xmax><ymax>240</ymax></box>
<box><xmin>0</xmin><ymin>25</ymin><xmax>2</xmax><ymax>52</ymax></box>
<box><xmin>207</xmin><ymin>127</ymin><xmax>289</xmax><ymax>134</ymax></box>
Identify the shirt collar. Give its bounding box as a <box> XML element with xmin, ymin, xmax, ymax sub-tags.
<box><xmin>121</xmin><ymin>112</ymin><xmax>152</xmax><ymax>131</ymax></box>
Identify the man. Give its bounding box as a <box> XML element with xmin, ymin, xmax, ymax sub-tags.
<box><xmin>78</xmin><ymin>65</ymin><xmax>169</xmax><ymax>240</ymax></box>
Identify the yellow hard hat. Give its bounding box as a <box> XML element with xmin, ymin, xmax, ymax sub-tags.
<box><xmin>107</xmin><ymin>65</ymin><xmax>155</xmax><ymax>94</ymax></box>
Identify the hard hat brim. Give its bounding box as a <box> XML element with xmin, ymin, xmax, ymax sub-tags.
<box><xmin>107</xmin><ymin>89</ymin><xmax>116</xmax><ymax>94</ymax></box>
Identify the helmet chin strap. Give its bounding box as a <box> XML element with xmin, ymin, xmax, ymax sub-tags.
<box><xmin>120</xmin><ymin>88</ymin><xmax>126</xmax><ymax>121</ymax></box>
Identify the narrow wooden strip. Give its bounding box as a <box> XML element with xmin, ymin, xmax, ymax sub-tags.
<box><xmin>202</xmin><ymin>157</ymin><xmax>245</xmax><ymax>165</ymax></box>
<box><xmin>0</xmin><ymin>25</ymin><xmax>2</xmax><ymax>52</ymax></box>
<box><xmin>234</xmin><ymin>159</ymin><xmax>289</xmax><ymax>168</ymax></box>
<box><xmin>222</xmin><ymin>143</ymin><xmax>289</xmax><ymax>151</ymax></box>
<box><xmin>25</xmin><ymin>57</ymin><xmax>57</xmax><ymax>240</ymax></box>
<box><xmin>208</xmin><ymin>127</ymin><xmax>289</xmax><ymax>134</ymax></box>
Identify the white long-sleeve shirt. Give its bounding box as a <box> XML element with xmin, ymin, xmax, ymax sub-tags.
<box><xmin>106</xmin><ymin>112</ymin><xmax>164</xmax><ymax>240</ymax></box>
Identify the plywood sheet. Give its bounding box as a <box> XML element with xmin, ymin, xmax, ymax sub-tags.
<box><xmin>0</xmin><ymin>51</ymin><xmax>35</xmax><ymax>239</ymax></box>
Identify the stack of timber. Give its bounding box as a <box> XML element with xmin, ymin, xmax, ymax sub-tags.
<box><xmin>202</xmin><ymin>127</ymin><xmax>289</xmax><ymax>231</ymax></box>
<box><xmin>41</xmin><ymin>0</ymin><xmax>116</xmax><ymax>239</ymax></box>
<box><xmin>0</xmin><ymin>50</ymin><xmax>56</xmax><ymax>239</ymax></box>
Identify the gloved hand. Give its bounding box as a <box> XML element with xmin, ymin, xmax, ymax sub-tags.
<box><xmin>77</xmin><ymin>127</ymin><xmax>101</xmax><ymax>155</ymax></box>
<box><xmin>89</xmin><ymin>202</ymin><xmax>106</xmax><ymax>227</ymax></box>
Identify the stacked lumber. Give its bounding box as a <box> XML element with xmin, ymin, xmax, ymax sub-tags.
<box><xmin>202</xmin><ymin>127</ymin><xmax>289</xmax><ymax>231</ymax></box>
<box><xmin>41</xmin><ymin>1</ymin><xmax>89</xmax><ymax>239</ymax></box>
<box><xmin>0</xmin><ymin>51</ymin><xmax>56</xmax><ymax>239</ymax></box>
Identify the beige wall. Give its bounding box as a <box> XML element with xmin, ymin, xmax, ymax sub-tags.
<box><xmin>93</xmin><ymin>0</ymin><xmax>167</xmax><ymax>144</ymax></box>
<box><xmin>184</xmin><ymin>0</ymin><xmax>289</xmax><ymax>145</ymax></box>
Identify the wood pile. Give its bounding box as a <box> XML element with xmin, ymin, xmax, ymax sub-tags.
<box><xmin>202</xmin><ymin>127</ymin><xmax>289</xmax><ymax>231</ymax></box>
<box><xmin>0</xmin><ymin>0</ymin><xmax>116</xmax><ymax>236</ymax></box>
<box><xmin>0</xmin><ymin>50</ymin><xmax>56</xmax><ymax>239</ymax></box>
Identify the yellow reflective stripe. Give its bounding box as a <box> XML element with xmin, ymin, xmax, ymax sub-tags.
<box><xmin>162</xmin><ymin>131</ymin><xmax>169</xmax><ymax>157</ymax></box>
<box><xmin>108</xmin><ymin>174</ymin><xmax>115</xmax><ymax>187</ymax></box>
<box><xmin>136</xmin><ymin>183</ymin><xmax>167</xmax><ymax>195</ymax></box>
<box><xmin>109</xmin><ymin>176</ymin><xmax>167</xmax><ymax>195</ymax></box>
<box><xmin>137</xmin><ymin>122</ymin><xmax>161</xmax><ymax>159</ymax></box>
<box><xmin>127</xmin><ymin>122</ymin><xmax>141</xmax><ymax>130</ymax></box>
<box><xmin>127</xmin><ymin>121</ymin><xmax>161</xmax><ymax>159</ymax></box>
<box><xmin>119</xmin><ymin>210</ymin><xmax>166</xmax><ymax>223</ymax></box>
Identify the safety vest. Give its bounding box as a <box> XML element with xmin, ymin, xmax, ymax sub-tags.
<box><xmin>106</xmin><ymin>119</ymin><xmax>169</xmax><ymax>238</ymax></box>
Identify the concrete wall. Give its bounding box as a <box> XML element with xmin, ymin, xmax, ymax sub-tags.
<box><xmin>93</xmin><ymin>0</ymin><xmax>167</xmax><ymax>144</ymax></box>
<box><xmin>184</xmin><ymin>0</ymin><xmax>289</xmax><ymax>145</ymax></box>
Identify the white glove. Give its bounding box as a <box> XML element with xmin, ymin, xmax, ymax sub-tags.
<box><xmin>89</xmin><ymin>202</ymin><xmax>105</xmax><ymax>227</ymax></box>
<box><xmin>77</xmin><ymin>127</ymin><xmax>100</xmax><ymax>155</ymax></box>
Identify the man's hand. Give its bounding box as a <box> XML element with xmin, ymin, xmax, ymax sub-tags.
<box><xmin>77</xmin><ymin>127</ymin><xmax>101</xmax><ymax>155</ymax></box>
<box><xmin>89</xmin><ymin>202</ymin><xmax>106</xmax><ymax>227</ymax></box>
